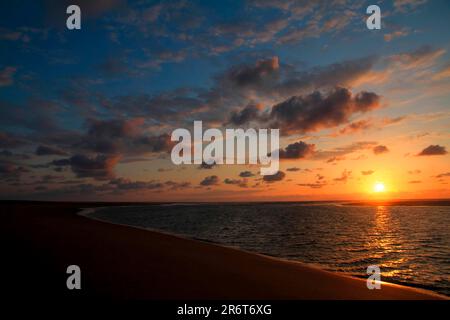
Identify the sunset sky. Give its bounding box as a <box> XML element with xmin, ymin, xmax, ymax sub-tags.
<box><xmin>1</xmin><ymin>0</ymin><xmax>449</xmax><ymax>201</ymax></box>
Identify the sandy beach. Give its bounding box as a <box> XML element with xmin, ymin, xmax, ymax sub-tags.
<box><xmin>1</xmin><ymin>201</ymin><xmax>446</xmax><ymax>300</ymax></box>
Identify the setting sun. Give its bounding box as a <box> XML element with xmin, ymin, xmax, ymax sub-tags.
<box><xmin>374</xmin><ymin>182</ymin><xmax>386</xmax><ymax>193</ymax></box>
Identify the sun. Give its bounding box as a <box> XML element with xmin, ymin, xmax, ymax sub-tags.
<box><xmin>373</xmin><ymin>182</ymin><xmax>385</xmax><ymax>193</ymax></box>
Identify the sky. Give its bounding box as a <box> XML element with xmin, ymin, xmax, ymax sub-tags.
<box><xmin>0</xmin><ymin>0</ymin><xmax>449</xmax><ymax>202</ymax></box>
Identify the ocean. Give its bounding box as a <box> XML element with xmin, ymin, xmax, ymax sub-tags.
<box><xmin>86</xmin><ymin>202</ymin><xmax>450</xmax><ymax>296</ymax></box>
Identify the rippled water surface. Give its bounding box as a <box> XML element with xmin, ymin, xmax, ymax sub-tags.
<box><xmin>88</xmin><ymin>203</ymin><xmax>450</xmax><ymax>296</ymax></box>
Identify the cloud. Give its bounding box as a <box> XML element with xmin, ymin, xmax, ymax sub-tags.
<box><xmin>200</xmin><ymin>175</ymin><xmax>220</xmax><ymax>186</ymax></box>
<box><xmin>46</xmin><ymin>55</ymin><xmax>381</xmax><ymax>136</ymax></box>
<box><xmin>98</xmin><ymin>58</ymin><xmax>132</xmax><ymax>77</ymax></box>
<box><xmin>0</xmin><ymin>132</ymin><xmax>28</xmax><ymax>148</ymax></box>
<box><xmin>0</xmin><ymin>150</ymin><xmax>30</xmax><ymax>161</ymax></box>
<box><xmin>79</xmin><ymin>118</ymin><xmax>174</xmax><ymax>155</ymax></box>
<box><xmin>394</xmin><ymin>0</ymin><xmax>428</xmax><ymax>12</ymax></box>
<box><xmin>53</xmin><ymin>154</ymin><xmax>120</xmax><ymax>180</ymax></box>
<box><xmin>224</xmin><ymin>178</ymin><xmax>248</xmax><ymax>188</ymax></box>
<box><xmin>384</xmin><ymin>28</ymin><xmax>409</xmax><ymax>42</ymax></box>
<box><xmin>389</xmin><ymin>45</ymin><xmax>445</xmax><ymax>70</ymax></box>
<box><xmin>0</xmin><ymin>66</ymin><xmax>16</xmax><ymax>87</ymax></box>
<box><xmin>298</xmin><ymin>183</ymin><xmax>325</xmax><ymax>189</ymax></box>
<box><xmin>227</xmin><ymin>56</ymin><xmax>279</xmax><ymax>88</ymax></box>
<box><xmin>286</xmin><ymin>167</ymin><xmax>300</xmax><ymax>172</ymax></box>
<box><xmin>0</xmin><ymin>98</ymin><xmax>62</xmax><ymax>134</ymax></box>
<box><xmin>273</xmin><ymin>56</ymin><xmax>379</xmax><ymax>97</ymax></box>
<box><xmin>104</xmin><ymin>91</ymin><xmax>204</xmax><ymax>122</ymax></box>
<box><xmin>417</xmin><ymin>145</ymin><xmax>447</xmax><ymax>156</ymax></box>
<box><xmin>435</xmin><ymin>172</ymin><xmax>450</xmax><ymax>178</ymax></box>
<box><xmin>337</xmin><ymin>119</ymin><xmax>373</xmax><ymax>135</ymax></box>
<box><xmin>263</xmin><ymin>170</ymin><xmax>285</xmax><ymax>182</ymax></box>
<box><xmin>408</xmin><ymin>169</ymin><xmax>421</xmax><ymax>174</ymax></box>
<box><xmin>432</xmin><ymin>63</ymin><xmax>450</xmax><ymax>81</ymax></box>
<box><xmin>373</xmin><ymin>145</ymin><xmax>389</xmax><ymax>155</ymax></box>
<box><xmin>219</xmin><ymin>56</ymin><xmax>380</xmax><ymax>126</ymax></box>
<box><xmin>268</xmin><ymin>88</ymin><xmax>381</xmax><ymax>134</ymax></box>
<box><xmin>326</xmin><ymin>156</ymin><xmax>346</xmax><ymax>163</ymax></box>
<box><xmin>164</xmin><ymin>181</ymin><xmax>192</xmax><ymax>191</ymax></box>
<box><xmin>109</xmin><ymin>178</ymin><xmax>164</xmax><ymax>191</ymax></box>
<box><xmin>334</xmin><ymin>169</ymin><xmax>351</xmax><ymax>183</ymax></box>
<box><xmin>228</xmin><ymin>103</ymin><xmax>264</xmax><ymax>126</ymax></box>
<box><xmin>314</xmin><ymin>141</ymin><xmax>378</xmax><ymax>160</ymax></box>
<box><xmin>408</xmin><ymin>180</ymin><xmax>422</xmax><ymax>184</ymax></box>
<box><xmin>279</xmin><ymin>141</ymin><xmax>315</xmax><ymax>159</ymax></box>
<box><xmin>239</xmin><ymin>171</ymin><xmax>255</xmax><ymax>177</ymax></box>
<box><xmin>361</xmin><ymin>170</ymin><xmax>375</xmax><ymax>176</ymax></box>
<box><xmin>35</xmin><ymin>145</ymin><xmax>68</xmax><ymax>156</ymax></box>
<box><xmin>0</xmin><ymin>161</ymin><xmax>29</xmax><ymax>181</ymax></box>
<box><xmin>198</xmin><ymin>161</ymin><xmax>216</xmax><ymax>169</ymax></box>
<box><xmin>51</xmin><ymin>158</ymin><xmax>71</xmax><ymax>166</ymax></box>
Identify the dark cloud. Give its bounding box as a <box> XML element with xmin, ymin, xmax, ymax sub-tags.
<box><xmin>52</xmin><ymin>158</ymin><xmax>71</xmax><ymax>166</ymax></box>
<box><xmin>0</xmin><ymin>98</ymin><xmax>62</xmax><ymax>134</ymax></box>
<box><xmin>361</xmin><ymin>170</ymin><xmax>375</xmax><ymax>176</ymax></box>
<box><xmin>286</xmin><ymin>167</ymin><xmax>300</xmax><ymax>172</ymax></box>
<box><xmin>164</xmin><ymin>180</ymin><xmax>192</xmax><ymax>191</ymax></box>
<box><xmin>273</xmin><ymin>56</ymin><xmax>378</xmax><ymax>97</ymax></box>
<box><xmin>239</xmin><ymin>170</ymin><xmax>255</xmax><ymax>177</ymax></box>
<box><xmin>0</xmin><ymin>150</ymin><xmax>31</xmax><ymax>161</ymax></box>
<box><xmin>417</xmin><ymin>145</ymin><xmax>447</xmax><ymax>156</ymax></box>
<box><xmin>0</xmin><ymin>161</ymin><xmax>29</xmax><ymax>181</ymax></box>
<box><xmin>326</xmin><ymin>156</ymin><xmax>346</xmax><ymax>163</ymax></box>
<box><xmin>198</xmin><ymin>161</ymin><xmax>216</xmax><ymax>169</ymax></box>
<box><xmin>263</xmin><ymin>170</ymin><xmax>285</xmax><ymax>182</ymax></box>
<box><xmin>70</xmin><ymin>154</ymin><xmax>120</xmax><ymax>180</ymax></box>
<box><xmin>224</xmin><ymin>178</ymin><xmax>248</xmax><ymax>188</ymax></box>
<box><xmin>35</xmin><ymin>145</ymin><xmax>68</xmax><ymax>156</ymax></box>
<box><xmin>226</xmin><ymin>56</ymin><xmax>279</xmax><ymax>88</ymax></box>
<box><xmin>0</xmin><ymin>66</ymin><xmax>16</xmax><ymax>87</ymax></box>
<box><xmin>298</xmin><ymin>183</ymin><xmax>325</xmax><ymax>189</ymax></box>
<box><xmin>200</xmin><ymin>175</ymin><xmax>220</xmax><ymax>186</ymax></box>
<box><xmin>98</xmin><ymin>58</ymin><xmax>132</xmax><ymax>77</ymax></box>
<box><xmin>408</xmin><ymin>180</ymin><xmax>422</xmax><ymax>184</ymax></box>
<box><xmin>334</xmin><ymin>169</ymin><xmax>351</xmax><ymax>183</ymax></box>
<box><xmin>435</xmin><ymin>172</ymin><xmax>450</xmax><ymax>178</ymax></box>
<box><xmin>279</xmin><ymin>141</ymin><xmax>315</xmax><ymax>159</ymax></box>
<box><xmin>314</xmin><ymin>141</ymin><xmax>378</xmax><ymax>160</ymax></box>
<box><xmin>228</xmin><ymin>103</ymin><xmax>263</xmax><ymax>126</ymax></box>
<box><xmin>109</xmin><ymin>178</ymin><xmax>164</xmax><ymax>191</ymax></box>
<box><xmin>53</xmin><ymin>154</ymin><xmax>120</xmax><ymax>180</ymax></box>
<box><xmin>337</xmin><ymin>119</ymin><xmax>372</xmax><ymax>135</ymax></box>
<box><xmin>269</xmin><ymin>88</ymin><xmax>381</xmax><ymax>134</ymax></box>
<box><xmin>0</xmin><ymin>132</ymin><xmax>28</xmax><ymax>148</ymax></box>
<box><xmin>373</xmin><ymin>145</ymin><xmax>389</xmax><ymax>155</ymax></box>
<box><xmin>79</xmin><ymin>118</ymin><xmax>173</xmax><ymax>155</ymax></box>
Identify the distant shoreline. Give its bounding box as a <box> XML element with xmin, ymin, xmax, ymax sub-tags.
<box><xmin>2</xmin><ymin>198</ymin><xmax>450</xmax><ymax>206</ymax></box>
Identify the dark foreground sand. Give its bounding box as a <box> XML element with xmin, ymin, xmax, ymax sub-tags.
<box><xmin>1</xmin><ymin>201</ymin><xmax>447</xmax><ymax>300</ymax></box>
